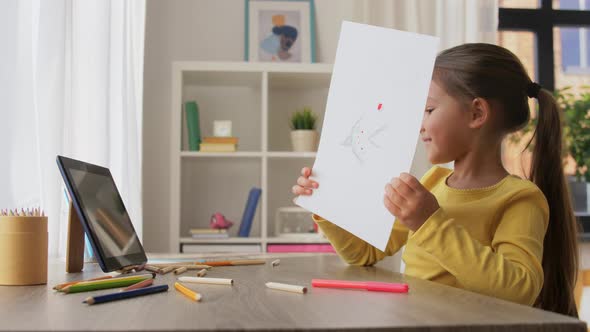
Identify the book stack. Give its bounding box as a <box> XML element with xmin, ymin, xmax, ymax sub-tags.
<box><xmin>189</xmin><ymin>228</ymin><xmax>229</xmax><ymax>239</ymax></box>
<box><xmin>199</xmin><ymin>136</ymin><xmax>239</xmax><ymax>152</ymax></box>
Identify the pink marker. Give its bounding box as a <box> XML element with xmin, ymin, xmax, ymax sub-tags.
<box><xmin>311</xmin><ymin>279</ymin><xmax>409</xmax><ymax>293</ymax></box>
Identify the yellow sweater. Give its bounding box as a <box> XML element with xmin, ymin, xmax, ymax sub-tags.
<box><xmin>314</xmin><ymin>166</ymin><xmax>549</xmax><ymax>306</ymax></box>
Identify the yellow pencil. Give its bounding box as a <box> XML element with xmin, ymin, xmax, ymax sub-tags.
<box><xmin>174</xmin><ymin>282</ymin><xmax>202</xmax><ymax>302</ymax></box>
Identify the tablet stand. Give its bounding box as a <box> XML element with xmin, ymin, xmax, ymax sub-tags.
<box><xmin>66</xmin><ymin>202</ymin><xmax>85</xmax><ymax>273</ymax></box>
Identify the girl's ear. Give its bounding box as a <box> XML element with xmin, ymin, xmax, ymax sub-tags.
<box><xmin>468</xmin><ymin>97</ymin><xmax>491</xmax><ymax>129</ymax></box>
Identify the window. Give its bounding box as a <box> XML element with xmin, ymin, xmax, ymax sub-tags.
<box><xmin>499</xmin><ymin>0</ymin><xmax>590</xmax><ymax>90</ymax></box>
<box><xmin>558</xmin><ymin>0</ymin><xmax>590</xmax><ymax>73</ymax></box>
<box><xmin>498</xmin><ymin>0</ymin><xmax>590</xmax><ymax>178</ymax></box>
<box><xmin>558</xmin><ymin>26</ymin><xmax>589</xmax><ymax>74</ymax></box>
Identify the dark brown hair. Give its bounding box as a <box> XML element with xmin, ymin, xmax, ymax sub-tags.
<box><xmin>433</xmin><ymin>43</ymin><xmax>579</xmax><ymax>317</ymax></box>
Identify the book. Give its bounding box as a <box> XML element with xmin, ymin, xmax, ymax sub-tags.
<box><xmin>185</xmin><ymin>101</ymin><xmax>201</xmax><ymax>151</ymax></box>
<box><xmin>189</xmin><ymin>228</ymin><xmax>228</xmax><ymax>234</ymax></box>
<box><xmin>190</xmin><ymin>228</ymin><xmax>229</xmax><ymax>239</ymax></box>
<box><xmin>191</xmin><ymin>233</ymin><xmax>230</xmax><ymax>239</ymax></box>
<box><xmin>182</xmin><ymin>244</ymin><xmax>262</xmax><ymax>253</ymax></box>
<box><xmin>202</xmin><ymin>136</ymin><xmax>239</xmax><ymax>145</ymax></box>
<box><xmin>238</xmin><ymin>187</ymin><xmax>261</xmax><ymax>237</ymax></box>
<box><xmin>266</xmin><ymin>244</ymin><xmax>335</xmax><ymax>253</ymax></box>
<box><xmin>199</xmin><ymin>143</ymin><xmax>236</xmax><ymax>152</ymax></box>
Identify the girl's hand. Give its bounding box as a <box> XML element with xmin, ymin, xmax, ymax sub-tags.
<box><xmin>383</xmin><ymin>172</ymin><xmax>440</xmax><ymax>232</ymax></box>
<box><xmin>292</xmin><ymin>167</ymin><xmax>319</xmax><ymax>196</ymax></box>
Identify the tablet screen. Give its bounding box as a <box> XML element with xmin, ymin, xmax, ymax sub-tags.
<box><xmin>69</xmin><ymin>168</ymin><xmax>143</xmax><ymax>258</ymax></box>
<box><xmin>57</xmin><ymin>156</ymin><xmax>146</xmax><ymax>271</ymax></box>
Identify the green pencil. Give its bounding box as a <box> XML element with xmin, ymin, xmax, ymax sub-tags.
<box><xmin>62</xmin><ymin>275</ymin><xmax>152</xmax><ymax>294</ymax></box>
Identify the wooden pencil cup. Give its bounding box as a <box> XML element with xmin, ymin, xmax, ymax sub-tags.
<box><xmin>0</xmin><ymin>216</ymin><xmax>48</xmax><ymax>285</ymax></box>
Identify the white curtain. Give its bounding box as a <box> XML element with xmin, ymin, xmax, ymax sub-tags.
<box><xmin>0</xmin><ymin>0</ymin><xmax>145</xmax><ymax>258</ymax></box>
<box><xmin>354</xmin><ymin>0</ymin><xmax>498</xmax><ymax>50</ymax></box>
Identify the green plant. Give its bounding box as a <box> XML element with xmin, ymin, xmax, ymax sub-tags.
<box><xmin>559</xmin><ymin>86</ymin><xmax>590</xmax><ymax>182</ymax></box>
<box><xmin>290</xmin><ymin>107</ymin><xmax>317</xmax><ymax>130</ymax></box>
<box><xmin>509</xmin><ymin>86</ymin><xmax>590</xmax><ymax>182</ymax></box>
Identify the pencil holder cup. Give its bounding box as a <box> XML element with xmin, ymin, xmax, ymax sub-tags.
<box><xmin>0</xmin><ymin>216</ymin><xmax>48</xmax><ymax>285</ymax></box>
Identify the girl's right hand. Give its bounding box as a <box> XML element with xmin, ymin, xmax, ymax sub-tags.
<box><xmin>292</xmin><ymin>167</ymin><xmax>319</xmax><ymax>196</ymax></box>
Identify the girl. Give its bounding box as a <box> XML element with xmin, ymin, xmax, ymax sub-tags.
<box><xmin>292</xmin><ymin>43</ymin><xmax>579</xmax><ymax>317</ymax></box>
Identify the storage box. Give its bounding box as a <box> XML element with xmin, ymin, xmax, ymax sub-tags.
<box><xmin>0</xmin><ymin>216</ymin><xmax>48</xmax><ymax>285</ymax></box>
<box><xmin>274</xmin><ymin>207</ymin><xmax>315</xmax><ymax>237</ymax></box>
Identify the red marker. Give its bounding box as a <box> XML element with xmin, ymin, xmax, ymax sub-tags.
<box><xmin>311</xmin><ymin>279</ymin><xmax>408</xmax><ymax>293</ymax></box>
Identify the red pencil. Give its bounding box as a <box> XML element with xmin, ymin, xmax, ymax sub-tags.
<box><xmin>121</xmin><ymin>278</ymin><xmax>154</xmax><ymax>291</ymax></box>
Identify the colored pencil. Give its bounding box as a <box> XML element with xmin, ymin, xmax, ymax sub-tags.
<box><xmin>159</xmin><ymin>266</ymin><xmax>175</xmax><ymax>274</ymax></box>
<box><xmin>174</xmin><ymin>282</ymin><xmax>201</xmax><ymax>302</ymax></box>
<box><xmin>196</xmin><ymin>259</ymin><xmax>265</xmax><ymax>267</ymax></box>
<box><xmin>112</xmin><ymin>272</ymin><xmax>156</xmax><ymax>279</ymax></box>
<box><xmin>53</xmin><ymin>276</ymin><xmax>113</xmax><ymax>291</ymax></box>
<box><xmin>266</xmin><ymin>282</ymin><xmax>307</xmax><ymax>294</ymax></box>
<box><xmin>178</xmin><ymin>276</ymin><xmax>233</xmax><ymax>285</ymax></box>
<box><xmin>149</xmin><ymin>263</ymin><xmax>212</xmax><ymax>269</ymax></box>
<box><xmin>121</xmin><ymin>278</ymin><xmax>154</xmax><ymax>291</ymax></box>
<box><xmin>144</xmin><ymin>265</ymin><xmax>162</xmax><ymax>273</ymax></box>
<box><xmin>83</xmin><ymin>284</ymin><xmax>169</xmax><ymax>305</ymax></box>
<box><xmin>62</xmin><ymin>275</ymin><xmax>152</xmax><ymax>293</ymax></box>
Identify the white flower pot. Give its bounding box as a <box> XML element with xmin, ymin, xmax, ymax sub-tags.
<box><xmin>569</xmin><ymin>178</ymin><xmax>590</xmax><ymax>212</ymax></box>
<box><xmin>290</xmin><ymin>130</ymin><xmax>318</xmax><ymax>152</ymax></box>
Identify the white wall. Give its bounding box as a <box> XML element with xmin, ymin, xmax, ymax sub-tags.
<box><xmin>142</xmin><ymin>0</ymin><xmax>429</xmax><ymax>252</ymax></box>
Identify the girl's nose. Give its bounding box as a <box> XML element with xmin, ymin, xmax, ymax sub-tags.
<box><xmin>420</xmin><ymin>113</ymin><xmax>427</xmax><ymax>134</ymax></box>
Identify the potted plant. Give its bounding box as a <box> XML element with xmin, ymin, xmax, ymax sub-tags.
<box><xmin>559</xmin><ymin>86</ymin><xmax>590</xmax><ymax>212</ymax></box>
<box><xmin>289</xmin><ymin>107</ymin><xmax>318</xmax><ymax>152</ymax></box>
<box><xmin>510</xmin><ymin>86</ymin><xmax>590</xmax><ymax>211</ymax></box>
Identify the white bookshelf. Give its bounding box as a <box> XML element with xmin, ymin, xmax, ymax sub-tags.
<box><xmin>170</xmin><ymin>61</ymin><xmax>333</xmax><ymax>253</ymax></box>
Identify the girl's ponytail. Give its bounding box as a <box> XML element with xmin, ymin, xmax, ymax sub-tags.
<box><xmin>528</xmin><ymin>87</ymin><xmax>579</xmax><ymax>317</ymax></box>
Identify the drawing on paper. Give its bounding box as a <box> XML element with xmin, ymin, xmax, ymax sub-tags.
<box><xmin>341</xmin><ymin>103</ymin><xmax>387</xmax><ymax>163</ymax></box>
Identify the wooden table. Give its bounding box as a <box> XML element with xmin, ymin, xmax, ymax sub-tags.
<box><xmin>0</xmin><ymin>253</ymin><xmax>584</xmax><ymax>331</ymax></box>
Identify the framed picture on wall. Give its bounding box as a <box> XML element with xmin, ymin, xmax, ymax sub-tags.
<box><xmin>245</xmin><ymin>0</ymin><xmax>316</xmax><ymax>63</ymax></box>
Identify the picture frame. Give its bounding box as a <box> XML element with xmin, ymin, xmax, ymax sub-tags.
<box><xmin>245</xmin><ymin>0</ymin><xmax>316</xmax><ymax>63</ymax></box>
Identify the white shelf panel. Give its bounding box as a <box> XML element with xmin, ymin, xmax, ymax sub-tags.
<box><xmin>269</xmin><ymin>72</ymin><xmax>332</xmax><ymax>89</ymax></box>
<box><xmin>181</xmin><ymin>151</ymin><xmax>263</xmax><ymax>158</ymax></box>
<box><xmin>267</xmin><ymin>152</ymin><xmax>317</xmax><ymax>158</ymax></box>
<box><xmin>174</xmin><ymin>61</ymin><xmax>333</xmax><ymax>74</ymax></box>
<box><xmin>266</xmin><ymin>236</ymin><xmax>330</xmax><ymax>244</ymax></box>
<box><xmin>181</xmin><ymin>152</ymin><xmax>318</xmax><ymax>158</ymax></box>
<box><xmin>180</xmin><ymin>237</ymin><xmax>263</xmax><ymax>244</ymax></box>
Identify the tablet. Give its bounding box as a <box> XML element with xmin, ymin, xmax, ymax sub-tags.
<box><xmin>56</xmin><ymin>155</ymin><xmax>147</xmax><ymax>272</ymax></box>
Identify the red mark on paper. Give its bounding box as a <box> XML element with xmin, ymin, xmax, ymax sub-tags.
<box><xmin>377</xmin><ymin>103</ymin><xmax>382</xmax><ymax>111</ymax></box>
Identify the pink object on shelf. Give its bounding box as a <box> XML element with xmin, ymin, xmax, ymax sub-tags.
<box><xmin>266</xmin><ymin>244</ymin><xmax>335</xmax><ymax>253</ymax></box>
<box><xmin>311</xmin><ymin>279</ymin><xmax>408</xmax><ymax>293</ymax></box>
<box><xmin>210</xmin><ymin>212</ymin><xmax>234</xmax><ymax>229</ymax></box>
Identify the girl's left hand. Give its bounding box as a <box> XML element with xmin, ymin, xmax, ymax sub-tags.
<box><xmin>383</xmin><ymin>173</ymin><xmax>440</xmax><ymax>232</ymax></box>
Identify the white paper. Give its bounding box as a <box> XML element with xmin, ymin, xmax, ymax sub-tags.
<box><xmin>295</xmin><ymin>21</ymin><xmax>439</xmax><ymax>251</ymax></box>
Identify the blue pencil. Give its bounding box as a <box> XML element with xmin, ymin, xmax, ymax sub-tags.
<box><xmin>82</xmin><ymin>284</ymin><xmax>169</xmax><ymax>305</ymax></box>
